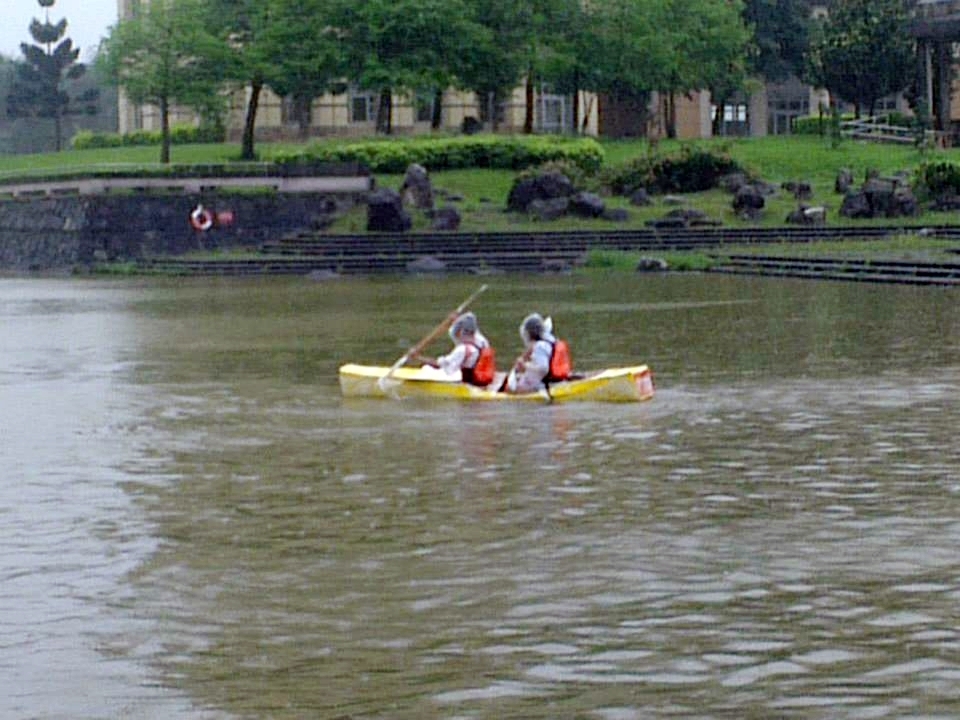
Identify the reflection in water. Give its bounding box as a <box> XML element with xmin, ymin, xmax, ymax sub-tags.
<box><xmin>3</xmin><ymin>275</ymin><xmax>960</xmax><ymax>718</ymax></box>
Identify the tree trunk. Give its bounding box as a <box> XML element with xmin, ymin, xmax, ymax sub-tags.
<box><xmin>666</xmin><ymin>93</ymin><xmax>677</xmax><ymax>139</ymax></box>
<box><xmin>431</xmin><ymin>88</ymin><xmax>443</xmax><ymax>130</ymax></box>
<box><xmin>295</xmin><ymin>94</ymin><xmax>312</xmax><ymax>140</ymax></box>
<box><xmin>524</xmin><ymin>70</ymin><xmax>534</xmax><ymax>134</ymax></box>
<box><xmin>376</xmin><ymin>88</ymin><xmax>392</xmax><ymax>134</ymax></box>
<box><xmin>54</xmin><ymin>113</ymin><xmax>63</xmax><ymax>153</ymax></box>
<box><xmin>160</xmin><ymin>95</ymin><xmax>171</xmax><ymax>165</ymax></box>
<box><xmin>241</xmin><ymin>80</ymin><xmax>263</xmax><ymax>161</ymax></box>
<box><xmin>572</xmin><ymin>70</ymin><xmax>581</xmax><ymax>134</ymax></box>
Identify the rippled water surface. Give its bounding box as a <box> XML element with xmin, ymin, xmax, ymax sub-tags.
<box><xmin>2</xmin><ymin>274</ymin><xmax>959</xmax><ymax>719</ymax></box>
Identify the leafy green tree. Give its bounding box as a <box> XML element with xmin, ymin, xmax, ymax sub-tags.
<box><xmin>97</xmin><ymin>0</ymin><xmax>228</xmax><ymax>163</ymax></box>
<box><xmin>807</xmin><ymin>0</ymin><xmax>914</xmax><ymax>117</ymax></box>
<box><xmin>663</xmin><ymin>0</ymin><xmax>751</xmax><ymax>138</ymax></box>
<box><xmin>203</xmin><ymin>0</ymin><xmax>275</xmax><ymax>159</ymax></box>
<box><xmin>745</xmin><ymin>0</ymin><xmax>812</xmax><ymax>82</ymax></box>
<box><xmin>535</xmin><ymin>0</ymin><xmax>593</xmax><ymax>133</ymax></box>
<box><xmin>7</xmin><ymin>0</ymin><xmax>96</xmax><ymax>151</ymax></box>
<box><xmin>332</xmin><ymin>0</ymin><xmax>487</xmax><ymax>134</ymax></box>
<box><xmin>260</xmin><ymin>0</ymin><xmax>346</xmax><ymax>139</ymax></box>
<box><xmin>586</xmin><ymin>0</ymin><xmax>671</xmax><ymax>120</ymax></box>
<box><xmin>456</xmin><ymin>0</ymin><xmax>525</xmax><ymax>131</ymax></box>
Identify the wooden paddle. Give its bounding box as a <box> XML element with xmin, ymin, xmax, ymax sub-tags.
<box><xmin>378</xmin><ymin>284</ymin><xmax>489</xmax><ymax>392</ymax></box>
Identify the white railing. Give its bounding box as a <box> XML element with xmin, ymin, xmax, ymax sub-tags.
<box><xmin>839</xmin><ymin>116</ymin><xmax>942</xmax><ymax>146</ymax></box>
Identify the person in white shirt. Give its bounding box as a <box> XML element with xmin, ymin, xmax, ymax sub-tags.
<box><xmin>504</xmin><ymin>313</ymin><xmax>559</xmax><ymax>393</ymax></box>
<box><xmin>418</xmin><ymin>312</ymin><xmax>496</xmax><ymax>386</ymax></box>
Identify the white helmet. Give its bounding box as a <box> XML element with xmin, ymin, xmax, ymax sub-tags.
<box><xmin>449</xmin><ymin>312</ymin><xmax>478</xmax><ymax>341</ymax></box>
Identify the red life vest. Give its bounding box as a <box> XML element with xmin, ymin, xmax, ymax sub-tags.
<box><xmin>462</xmin><ymin>342</ymin><xmax>496</xmax><ymax>386</ymax></box>
<box><xmin>546</xmin><ymin>339</ymin><xmax>572</xmax><ymax>383</ymax></box>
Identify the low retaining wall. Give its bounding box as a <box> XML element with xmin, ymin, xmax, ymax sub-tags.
<box><xmin>0</xmin><ymin>191</ymin><xmax>363</xmax><ymax>272</ymax></box>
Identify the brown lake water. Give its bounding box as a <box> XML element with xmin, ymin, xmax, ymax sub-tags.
<box><xmin>1</xmin><ymin>273</ymin><xmax>959</xmax><ymax>719</ymax></box>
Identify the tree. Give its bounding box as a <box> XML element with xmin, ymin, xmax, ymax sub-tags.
<box><xmin>332</xmin><ymin>0</ymin><xmax>488</xmax><ymax>134</ymax></box>
<box><xmin>260</xmin><ymin>0</ymin><xmax>345</xmax><ymax>140</ymax></box>
<box><xmin>807</xmin><ymin>0</ymin><xmax>914</xmax><ymax>117</ymax></box>
<box><xmin>586</xmin><ymin>0</ymin><xmax>672</xmax><ymax>117</ymax></box>
<box><xmin>744</xmin><ymin>0</ymin><xmax>813</xmax><ymax>83</ymax></box>
<box><xmin>203</xmin><ymin>0</ymin><xmax>275</xmax><ymax>160</ymax></box>
<box><xmin>7</xmin><ymin>0</ymin><xmax>96</xmax><ymax>151</ymax></box>
<box><xmin>535</xmin><ymin>0</ymin><xmax>593</xmax><ymax>133</ymax></box>
<box><xmin>457</xmin><ymin>0</ymin><xmax>527</xmax><ymax>131</ymax></box>
<box><xmin>663</xmin><ymin>0</ymin><xmax>751</xmax><ymax>138</ymax></box>
<box><xmin>97</xmin><ymin>0</ymin><xmax>228</xmax><ymax>163</ymax></box>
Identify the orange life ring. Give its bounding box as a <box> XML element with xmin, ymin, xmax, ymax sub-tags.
<box><xmin>189</xmin><ymin>204</ymin><xmax>214</xmax><ymax>232</ymax></box>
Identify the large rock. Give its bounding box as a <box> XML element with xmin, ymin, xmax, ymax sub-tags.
<box><xmin>400</xmin><ymin>163</ymin><xmax>434</xmax><ymax>210</ymax></box>
<box><xmin>528</xmin><ymin>197</ymin><xmax>570</xmax><ymax>221</ymax></box>
<box><xmin>733</xmin><ymin>185</ymin><xmax>767</xmax><ymax>218</ymax></box>
<box><xmin>506</xmin><ymin>172</ymin><xmax>575</xmax><ymax>212</ymax></box>
<box><xmin>786</xmin><ymin>205</ymin><xmax>827</xmax><ymax>225</ymax></box>
<box><xmin>366</xmin><ymin>188</ymin><xmax>412</xmax><ymax>232</ymax></box>
<box><xmin>430</xmin><ymin>205</ymin><xmax>461</xmax><ymax>231</ymax></box>
<box><xmin>835</xmin><ymin>168</ymin><xmax>854</xmax><ymax>194</ymax></box>
<box><xmin>568</xmin><ymin>191</ymin><xmax>605</xmax><ymax>218</ymax></box>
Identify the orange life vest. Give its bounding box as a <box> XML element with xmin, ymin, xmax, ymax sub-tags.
<box><xmin>546</xmin><ymin>339</ymin><xmax>572</xmax><ymax>383</ymax></box>
<box><xmin>462</xmin><ymin>342</ymin><xmax>496</xmax><ymax>386</ymax></box>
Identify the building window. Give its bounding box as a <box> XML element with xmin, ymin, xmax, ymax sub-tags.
<box><xmin>415</xmin><ymin>93</ymin><xmax>435</xmax><ymax>124</ymax></box>
<box><xmin>478</xmin><ymin>92</ymin><xmax>504</xmax><ymax>127</ymax></box>
<box><xmin>723</xmin><ymin>104</ymin><xmax>747</xmax><ymax>123</ymax></box>
<box><xmin>538</xmin><ymin>90</ymin><xmax>567</xmax><ymax>133</ymax></box>
<box><xmin>350</xmin><ymin>91</ymin><xmax>375</xmax><ymax>123</ymax></box>
<box><xmin>281</xmin><ymin>96</ymin><xmax>311</xmax><ymax>127</ymax></box>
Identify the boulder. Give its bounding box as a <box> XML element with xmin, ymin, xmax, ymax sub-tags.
<box><xmin>400</xmin><ymin>163</ymin><xmax>434</xmax><ymax>210</ymax></box>
<box><xmin>568</xmin><ymin>191</ymin><xmax>605</xmax><ymax>218</ymax></box>
<box><xmin>733</xmin><ymin>185</ymin><xmax>766</xmax><ymax>213</ymax></box>
<box><xmin>719</xmin><ymin>172</ymin><xmax>750</xmax><ymax>193</ymax></box>
<box><xmin>783</xmin><ymin>180</ymin><xmax>813</xmax><ymax>200</ymax></box>
<box><xmin>629</xmin><ymin>188</ymin><xmax>652</xmax><ymax>206</ymax></box>
<box><xmin>430</xmin><ymin>205</ymin><xmax>461</xmax><ymax>231</ymax></box>
<box><xmin>835</xmin><ymin>168</ymin><xmax>854</xmax><ymax>194</ymax></box>
<box><xmin>528</xmin><ymin>197</ymin><xmax>570</xmax><ymax>221</ymax></box>
<box><xmin>601</xmin><ymin>208</ymin><xmax>631</xmax><ymax>222</ymax></box>
<box><xmin>786</xmin><ymin>205</ymin><xmax>827</xmax><ymax>225</ymax></box>
<box><xmin>506</xmin><ymin>172</ymin><xmax>575</xmax><ymax>212</ymax></box>
<box><xmin>406</xmin><ymin>255</ymin><xmax>447</xmax><ymax>273</ymax></box>
<box><xmin>636</xmin><ymin>257</ymin><xmax>669</xmax><ymax>272</ymax></box>
<box><xmin>366</xmin><ymin>188</ymin><xmax>412</xmax><ymax>232</ymax></box>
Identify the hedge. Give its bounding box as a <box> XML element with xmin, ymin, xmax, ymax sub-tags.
<box><xmin>271</xmin><ymin>135</ymin><xmax>605</xmax><ymax>174</ymax></box>
<box><xmin>72</xmin><ymin>125</ymin><xmax>226</xmax><ymax>149</ymax></box>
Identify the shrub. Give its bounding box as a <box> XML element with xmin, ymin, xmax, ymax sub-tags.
<box><xmin>601</xmin><ymin>146</ymin><xmax>744</xmax><ymax>195</ymax></box>
<box><xmin>272</xmin><ymin>135</ymin><xmax>605</xmax><ymax>174</ymax></box>
<box><xmin>915</xmin><ymin>161</ymin><xmax>960</xmax><ymax>198</ymax></box>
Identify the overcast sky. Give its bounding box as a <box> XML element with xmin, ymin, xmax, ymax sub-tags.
<box><xmin>1</xmin><ymin>0</ymin><xmax>117</xmax><ymax>62</ymax></box>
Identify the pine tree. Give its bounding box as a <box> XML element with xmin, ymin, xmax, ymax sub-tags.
<box><xmin>7</xmin><ymin>0</ymin><xmax>97</xmax><ymax>151</ymax></box>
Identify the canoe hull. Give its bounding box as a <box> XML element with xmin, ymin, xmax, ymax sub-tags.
<box><xmin>339</xmin><ymin>363</ymin><xmax>655</xmax><ymax>403</ymax></box>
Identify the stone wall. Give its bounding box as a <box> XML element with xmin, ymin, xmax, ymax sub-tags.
<box><xmin>0</xmin><ymin>191</ymin><xmax>357</xmax><ymax>272</ymax></box>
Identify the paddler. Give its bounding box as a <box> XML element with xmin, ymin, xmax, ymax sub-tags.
<box><xmin>417</xmin><ymin>311</ymin><xmax>497</xmax><ymax>387</ymax></box>
<box><xmin>502</xmin><ymin>313</ymin><xmax>572</xmax><ymax>393</ymax></box>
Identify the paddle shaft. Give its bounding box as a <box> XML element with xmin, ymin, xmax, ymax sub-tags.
<box><xmin>380</xmin><ymin>284</ymin><xmax>488</xmax><ymax>385</ymax></box>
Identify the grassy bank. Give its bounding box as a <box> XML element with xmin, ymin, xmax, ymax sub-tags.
<box><xmin>4</xmin><ymin>134</ymin><xmax>960</xmax><ymax>268</ymax></box>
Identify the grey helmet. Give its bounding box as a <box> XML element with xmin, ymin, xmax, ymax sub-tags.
<box><xmin>520</xmin><ymin>313</ymin><xmax>547</xmax><ymax>345</ymax></box>
<box><xmin>449</xmin><ymin>311</ymin><xmax>478</xmax><ymax>341</ymax></box>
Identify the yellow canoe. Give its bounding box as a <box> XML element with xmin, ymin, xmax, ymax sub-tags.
<box><xmin>338</xmin><ymin>363</ymin><xmax>655</xmax><ymax>403</ymax></box>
